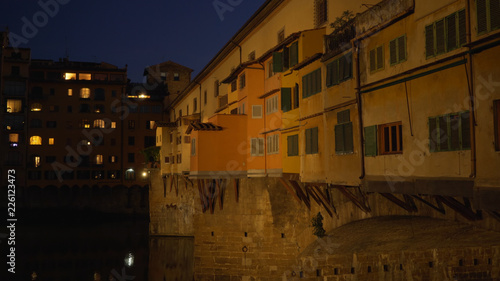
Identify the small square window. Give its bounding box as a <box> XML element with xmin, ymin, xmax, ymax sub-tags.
<box><xmin>48</xmin><ymin>138</ymin><xmax>55</xmax><ymax>145</ymax></box>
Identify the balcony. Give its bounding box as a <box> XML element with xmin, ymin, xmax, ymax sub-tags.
<box><xmin>323</xmin><ymin>23</ymin><xmax>356</xmax><ymax>61</ymax></box>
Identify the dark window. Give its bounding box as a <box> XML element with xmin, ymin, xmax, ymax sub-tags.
<box><xmin>46</xmin><ymin>156</ymin><xmax>56</xmax><ymax>163</ymax></box>
<box><xmin>204</xmin><ymin>90</ymin><xmax>207</xmax><ymax>104</ymax></box>
<box><xmin>128</xmin><ymin>153</ymin><xmax>135</xmax><ymax>163</ymax></box>
<box><xmin>369</xmin><ymin>45</ymin><xmax>384</xmax><ymax>72</ymax></box>
<box><xmin>477</xmin><ymin>0</ymin><xmax>500</xmax><ymax>34</ymax></box>
<box><xmin>128</xmin><ymin>136</ymin><xmax>135</xmax><ymax>145</ymax></box>
<box><xmin>278</xmin><ymin>28</ymin><xmax>285</xmax><ymax>43</ymax></box>
<box><xmin>305</xmin><ymin>127</ymin><xmax>319</xmax><ymax>154</ymax></box>
<box><xmin>67</xmin><ymin>106</ymin><xmax>72</xmax><ymax>113</ymax></box>
<box><xmin>231</xmin><ymin>80</ymin><xmax>237</xmax><ymax>92</ymax></box>
<box><xmin>47</xmin><ymin>72</ymin><xmax>61</xmax><ymax>80</ymax></box>
<box><xmin>248</xmin><ymin>51</ymin><xmax>256</xmax><ymax>60</ymax></box>
<box><xmin>214</xmin><ymin>80</ymin><xmax>219</xmax><ymax>97</ymax></box>
<box><xmin>94</xmin><ymin>88</ymin><xmax>105</xmax><ymax>100</ymax></box>
<box><xmin>273</xmin><ymin>51</ymin><xmax>283</xmax><ymax>73</ymax></box>
<box><xmin>379</xmin><ymin>122</ymin><xmax>403</xmax><ymax>155</ymax></box>
<box><xmin>290</xmin><ymin>41</ymin><xmax>299</xmax><ymax>67</ymax></box>
<box><xmin>112</xmin><ymin>90</ymin><xmax>117</xmax><ymax>97</ymax></box>
<box><xmin>79</xmin><ymin>104</ymin><xmax>90</xmax><ymax>113</ymax></box>
<box><xmin>77</xmin><ymin>170</ymin><xmax>91</xmax><ymax>180</ymax></box>
<box><xmin>314</xmin><ymin>0</ymin><xmax>328</xmax><ymax>27</ymax></box>
<box><xmin>11</xmin><ymin>66</ymin><xmax>20</xmax><ymax>77</ymax></box>
<box><xmin>49</xmin><ymin>105</ymin><xmax>59</xmax><ymax>112</ymax></box>
<box><xmin>46</xmin><ymin>121</ymin><xmax>57</xmax><ymax>128</ymax></box>
<box><xmin>302</xmin><ymin>68</ymin><xmax>322</xmax><ymax>98</ymax></box>
<box><xmin>239</xmin><ymin>73</ymin><xmax>246</xmax><ymax>89</ymax></box>
<box><xmin>335</xmin><ymin>110</ymin><xmax>353</xmax><ymax>154</ymax></box>
<box><xmin>30</xmin><ymin>119</ymin><xmax>42</xmax><ymax>128</ymax></box>
<box><xmin>429</xmin><ymin>112</ymin><xmax>470</xmax><ymax>152</ymax></box>
<box><xmin>281</xmin><ymin>88</ymin><xmax>292</xmax><ymax>112</ymax></box>
<box><xmin>287</xmin><ymin>134</ymin><xmax>299</xmax><ymax>156</ymax></box>
<box><xmin>389</xmin><ymin>35</ymin><xmax>407</xmax><ymax>65</ymax></box>
<box><xmin>193</xmin><ymin>98</ymin><xmax>198</xmax><ymax>112</ymax></box>
<box><xmin>326</xmin><ymin>52</ymin><xmax>353</xmax><ymax>87</ymax></box>
<box><xmin>145</xmin><ymin>136</ymin><xmax>155</xmax><ymax>148</ymax></box>
<box><xmin>425</xmin><ymin>10</ymin><xmax>466</xmax><ymax>58</ymax></box>
<box><xmin>49</xmin><ymin>88</ymin><xmax>55</xmax><ymax>95</ymax></box>
<box><xmin>174</xmin><ymin>73</ymin><xmax>180</xmax><ymax>81</ymax></box>
<box><xmin>128</xmin><ymin>120</ymin><xmax>135</xmax><ymax>129</ymax></box>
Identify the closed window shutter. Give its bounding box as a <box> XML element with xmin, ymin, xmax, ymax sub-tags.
<box><xmin>293</xmin><ymin>83</ymin><xmax>300</xmax><ymax>108</ymax></box>
<box><xmin>293</xmin><ymin>135</ymin><xmax>299</xmax><ymax>155</ymax></box>
<box><xmin>436</xmin><ymin>19</ymin><xmax>446</xmax><ymax>54</ymax></box>
<box><xmin>290</xmin><ymin>42</ymin><xmax>299</xmax><ymax>67</ymax></box>
<box><xmin>429</xmin><ymin>118</ymin><xmax>437</xmax><ymax>152</ymax></box>
<box><xmin>425</xmin><ymin>24</ymin><xmax>435</xmax><ymax>57</ymax></box>
<box><xmin>376</xmin><ymin>46</ymin><xmax>384</xmax><ymax>70</ymax></box>
<box><xmin>273</xmin><ymin>52</ymin><xmax>283</xmax><ymax>73</ymax></box>
<box><xmin>339</xmin><ymin>56</ymin><xmax>346</xmax><ymax>80</ymax></box>
<box><xmin>450</xmin><ymin>114</ymin><xmax>460</xmax><ymax>150</ymax></box>
<box><xmin>335</xmin><ymin>125</ymin><xmax>344</xmax><ymax>153</ymax></box>
<box><xmin>332</xmin><ymin>60</ymin><xmax>339</xmax><ymax>85</ymax></box>
<box><xmin>305</xmin><ymin>129</ymin><xmax>311</xmax><ymax>154</ymax></box>
<box><xmin>477</xmin><ymin>0</ymin><xmax>488</xmax><ymax>34</ymax></box>
<box><xmin>316</xmin><ymin>69</ymin><xmax>322</xmax><ymax>94</ymax></box>
<box><xmin>312</xmin><ymin>127</ymin><xmax>319</xmax><ymax>154</ymax></box>
<box><xmin>458</xmin><ymin>10</ymin><xmax>467</xmax><ymax>45</ymax></box>
<box><xmin>326</xmin><ymin>62</ymin><xmax>333</xmax><ymax>87</ymax></box>
<box><xmin>287</xmin><ymin>135</ymin><xmax>292</xmax><ymax>156</ymax></box>
<box><xmin>389</xmin><ymin>39</ymin><xmax>397</xmax><ymax>64</ymax></box>
<box><xmin>438</xmin><ymin>116</ymin><xmax>449</xmax><ymax>151</ymax></box>
<box><xmin>259</xmin><ymin>138</ymin><xmax>264</xmax><ymax>155</ymax></box>
<box><xmin>344</xmin><ymin>122</ymin><xmax>354</xmax><ymax>153</ymax></box>
<box><xmin>491</xmin><ymin>0</ymin><xmax>500</xmax><ymax>30</ymax></box>
<box><xmin>338</xmin><ymin>110</ymin><xmax>350</xmax><ymax>124</ymax></box>
<box><xmin>302</xmin><ymin>75</ymin><xmax>308</xmax><ymax>98</ymax></box>
<box><xmin>281</xmin><ymin>88</ymin><xmax>292</xmax><ymax>112</ymax></box>
<box><xmin>460</xmin><ymin>112</ymin><xmax>471</xmax><ymax>149</ymax></box>
<box><xmin>398</xmin><ymin>36</ymin><xmax>406</xmax><ymax>61</ymax></box>
<box><xmin>369</xmin><ymin>49</ymin><xmax>376</xmax><ymax>72</ymax></box>
<box><xmin>283</xmin><ymin>47</ymin><xmax>290</xmax><ymax>70</ymax></box>
<box><xmin>446</xmin><ymin>14</ymin><xmax>458</xmax><ymax>51</ymax></box>
<box><xmin>364</xmin><ymin>125</ymin><xmax>377</xmax><ymax>156</ymax></box>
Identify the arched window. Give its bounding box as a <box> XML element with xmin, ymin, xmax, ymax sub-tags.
<box><xmin>30</xmin><ymin>136</ymin><xmax>42</xmax><ymax>145</ymax></box>
<box><xmin>125</xmin><ymin>169</ymin><xmax>135</xmax><ymax>180</ymax></box>
<box><xmin>93</xmin><ymin>119</ymin><xmax>105</xmax><ymax>128</ymax></box>
<box><xmin>80</xmin><ymin>119</ymin><xmax>91</xmax><ymax>128</ymax></box>
<box><xmin>80</xmin><ymin>88</ymin><xmax>90</xmax><ymax>99</ymax></box>
<box><xmin>31</xmin><ymin>103</ymin><xmax>42</xmax><ymax>112</ymax></box>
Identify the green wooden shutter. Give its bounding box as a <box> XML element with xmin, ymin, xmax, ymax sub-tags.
<box><xmin>293</xmin><ymin>83</ymin><xmax>300</xmax><ymax>108</ymax></box>
<box><xmin>290</xmin><ymin>41</ymin><xmax>299</xmax><ymax>67</ymax></box>
<box><xmin>461</xmin><ymin>112</ymin><xmax>471</xmax><ymax>149</ymax></box>
<box><xmin>293</xmin><ymin>135</ymin><xmax>299</xmax><ymax>156</ymax></box>
<box><xmin>346</xmin><ymin>52</ymin><xmax>353</xmax><ymax>79</ymax></box>
<box><xmin>458</xmin><ymin>9</ymin><xmax>467</xmax><ymax>46</ymax></box>
<box><xmin>337</xmin><ymin>110</ymin><xmax>350</xmax><ymax>124</ymax></box>
<box><xmin>305</xmin><ymin>128</ymin><xmax>311</xmax><ymax>154</ymax></box>
<box><xmin>389</xmin><ymin>39</ymin><xmax>397</xmax><ymax>64</ymax></box>
<box><xmin>429</xmin><ymin>117</ymin><xmax>437</xmax><ymax>152</ymax></box>
<box><xmin>450</xmin><ymin>114</ymin><xmax>460</xmax><ymax>150</ymax></box>
<box><xmin>339</xmin><ymin>55</ymin><xmax>346</xmax><ymax>80</ymax></box>
<box><xmin>344</xmin><ymin>122</ymin><xmax>354</xmax><ymax>153</ymax></box>
<box><xmin>398</xmin><ymin>36</ymin><xmax>406</xmax><ymax>62</ymax></box>
<box><xmin>425</xmin><ymin>24</ymin><xmax>435</xmax><ymax>57</ymax></box>
<box><xmin>477</xmin><ymin>0</ymin><xmax>488</xmax><ymax>34</ymax></box>
<box><xmin>376</xmin><ymin>46</ymin><xmax>384</xmax><ymax>70</ymax></box>
<box><xmin>314</xmin><ymin>127</ymin><xmax>319</xmax><ymax>154</ymax></box>
<box><xmin>491</xmin><ymin>0</ymin><xmax>500</xmax><ymax>30</ymax></box>
<box><xmin>273</xmin><ymin>52</ymin><xmax>283</xmax><ymax>73</ymax></box>
<box><xmin>283</xmin><ymin>47</ymin><xmax>290</xmax><ymax>70</ymax></box>
<box><xmin>281</xmin><ymin>88</ymin><xmax>292</xmax><ymax>112</ymax></box>
<box><xmin>316</xmin><ymin>69</ymin><xmax>322</xmax><ymax>94</ymax></box>
<box><xmin>438</xmin><ymin>116</ymin><xmax>449</xmax><ymax>151</ymax></box>
<box><xmin>326</xmin><ymin>62</ymin><xmax>333</xmax><ymax>87</ymax></box>
<box><xmin>446</xmin><ymin>13</ymin><xmax>458</xmax><ymax>51</ymax></box>
<box><xmin>332</xmin><ymin>60</ymin><xmax>339</xmax><ymax>85</ymax></box>
<box><xmin>369</xmin><ymin>49</ymin><xmax>376</xmax><ymax>71</ymax></box>
<box><xmin>302</xmin><ymin>75</ymin><xmax>308</xmax><ymax>98</ymax></box>
<box><xmin>335</xmin><ymin>124</ymin><xmax>344</xmax><ymax>153</ymax></box>
<box><xmin>287</xmin><ymin>135</ymin><xmax>292</xmax><ymax>156</ymax></box>
<box><xmin>364</xmin><ymin>125</ymin><xmax>377</xmax><ymax>156</ymax></box>
<box><xmin>436</xmin><ymin>19</ymin><xmax>446</xmax><ymax>54</ymax></box>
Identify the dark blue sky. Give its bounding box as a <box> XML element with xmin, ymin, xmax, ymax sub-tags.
<box><xmin>0</xmin><ymin>0</ymin><xmax>267</xmax><ymax>82</ymax></box>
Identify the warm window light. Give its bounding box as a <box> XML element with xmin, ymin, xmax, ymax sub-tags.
<box><xmin>110</xmin><ymin>156</ymin><xmax>116</xmax><ymax>163</ymax></box>
<box><xmin>79</xmin><ymin>73</ymin><xmax>91</xmax><ymax>80</ymax></box>
<box><xmin>9</xmin><ymin>134</ymin><xmax>19</xmax><ymax>143</ymax></box>
<box><xmin>80</xmin><ymin>88</ymin><xmax>90</xmax><ymax>99</ymax></box>
<box><xmin>96</xmin><ymin>155</ymin><xmax>103</xmax><ymax>165</ymax></box>
<box><xmin>49</xmin><ymin>138</ymin><xmax>54</xmax><ymax>145</ymax></box>
<box><xmin>93</xmin><ymin>119</ymin><xmax>105</xmax><ymax>128</ymax></box>
<box><xmin>7</xmin><ymin>99</ymin><xmax>22</xmax><ymax>113</ymax></box>
<box><xmin>68</xmin><ymin>89</ymin><xmax>73</xmax><ymax>96</ymax></box>
<box><xmin>64</xmin><ymin>73</ymin><xmax>76</xmax><ymax>80</ymax></box>
<box><xmin>34</xmin><ymin>156</ymin><xmax>41</xmax><ymax>167</ymax></box>
<box><xmin>111</xmin><ymin>122</ymin><xmax>116</xmax><ymax>129</ymax></box>
<box><xmin>30</xmin><ymin>136</ymin><xmax>42</xmax><ymax>145</ymax></box>
<box><xmin>31</xmin><ymin>103</ymin><xmax>42</xmax><ymax>112</ymax></box>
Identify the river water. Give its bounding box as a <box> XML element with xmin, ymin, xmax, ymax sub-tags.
<box><xmin>14</xmin><ymin>220</ymin><xmax>194</xmax><ymax>281</ymax></box>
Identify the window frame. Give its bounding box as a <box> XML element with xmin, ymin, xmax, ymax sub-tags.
<box><xmin>250</xmin><ymin>138</ymin><xmax>265</xmax><ymax>156</ymax></box>
<box><xmin>378</xmin><ymin>121</ymin><xmax>403</xmax><ymax>155</ymax></box>
<box><xmin>302</xmin><ymin>68</ymin><xmax>322</xmax><ymax>99</ymax></box>
<box><xmin>428</xmin><ymin>111</ymin><xmax>471</xmax><ymax>152</ymax></box>
<box><xmin>369</xmin><ymin>45</ymin><xmax>384</xmax><ymax>73</ymax></box>
<box><xmin>287</xmin><ymin>134</ymin><xmax>299</xmax><ymax>156</ymax></box>
<box><xmin>305</xmin><ymin>127</ymin><xmax>319</xmax><ymax>154</ymax></box>
<box><xmin>389</xmin><ymin>35</ymin><xmax>407</xmax><ymax>66</ymax></box>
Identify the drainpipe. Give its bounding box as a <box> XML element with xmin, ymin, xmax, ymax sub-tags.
<box><xmin>195</xmin><ymin>81</ymin><xmax>202</xmax><ymax>121</ymax></box>
<box><xmin>354</xmin><ymin>41</ymin><xmax>366</xmax><ymax>180</ymax></box>
<box><xmin>465</xmin><ymin>0</ymin><xmax>476</xmax><ymax>178</ymax></box>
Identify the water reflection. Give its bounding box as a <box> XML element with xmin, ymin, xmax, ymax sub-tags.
<box><xmin>16</xmin><ymin>221</ymin><xmax>194</xmax><ymax>281</ymax></box>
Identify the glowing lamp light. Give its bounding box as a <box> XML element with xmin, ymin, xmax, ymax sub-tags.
<box><xmin>142</xmin><ymin>171</ymin><xmax>147</xmax><ymax>177</ymax></box>
<box><xmin>124</xmin><ymin>252</ymin><xmax>134</xmax><ymax>267</ymax></box>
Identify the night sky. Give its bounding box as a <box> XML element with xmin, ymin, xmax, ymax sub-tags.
<box><xmin>0</xmin><ymin>0</ymin><xmax>267</xmax><ymax>82</ymax></box>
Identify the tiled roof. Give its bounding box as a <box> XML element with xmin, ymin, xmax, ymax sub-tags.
<box><xmin>185</xmin><ymin>122</ymin><xmax>223</xmax><ymax>134</ymax></box>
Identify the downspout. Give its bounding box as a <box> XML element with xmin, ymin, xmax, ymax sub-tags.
<box><xmin>195</xmin><ymin>81</ymin><xmax>202</xmax><ymax>121</ymax></box>
<box><xmin>466</xmin><ymin>0</ymin><xmax>476</xmax><ymax>178</ymax></box>
<box><xmin>354</xmin><ymin>41</ymin><xmax>365</xmax><ymax>180</ymax></box>
<box><xmin>230</xmin><ymin>40</ymin><xmax>242</xmax><ymax>65</ymax></box>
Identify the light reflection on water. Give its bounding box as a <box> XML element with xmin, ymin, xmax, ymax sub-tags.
<box><xmin>16</xmin><ymin>221</ymin><xmax>194</xmax><ymax>281</ymax></box>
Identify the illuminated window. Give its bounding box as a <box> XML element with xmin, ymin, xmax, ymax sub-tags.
<box><xmin>9</xmin><ymin>134</ymin><xmax>19</xmax><ymax>147</ymax></box>
<box><xmin>109</xmin><ymin>155</ymin><xmax>117</xmax><ymax>163</ymax></box>
<box><xmin>79</xmin><ymin>73</ymin><xmax>91</xmax><ymax>80</ymax></box>
<box><xmin>94</xmin><ymin>73</ymin><xmax>108</xmax><ymax>81</ymax></box>
<box><xmin>31</xmin><ymin>103</ymin><xmax>42</xmax><ymax>112</ymax></box>
<box><xmin>111</xmin><ymin>122</ymin><xmax>116</xmax><ymax>129</ymax></box>
<box><xmin>48</xmin><ymin>138</ymin><xmax>55</xmax><ymax>145</ymax></box>
<box><xmin>64</xmin><ymin>72</ymin><xmax>76</xmax><ymax>80</ymax></box>
<box><xmin>30</xmin><ymin>136</ymin><xmax>42</xmax><ymax>145</ymax></box>
<box><xmin>125</xmin><ymin>169</ymin><xmax>135</xmax><ymax>180</ymax></box>
<box><xmin>93</xmin><ymin>119</ymin><xmax>105</xmax><ymax>128</ymax></box>
<box><xmin>67</xmin><ymin>89</ymin><xmax>73</xmax><ymax>96</ymax></box>
<box><xmin>6</xmin><ymin>99</ymin><xmax>22</xmax><ymax>113</ymax></box>
<box><xmin>34</xmin><ymin>156</ymin><xmax>41</xmax><ymax>167</ymax></box>
<box><xmin>80</xmin><ymin>88</ymin><xmax>90</xmax><ymax>99</ymax></box>
<box><xmin>96</xmin><ymin>154</ymin><xmax>103</xmax><ymax>165</ymax></box>
<box><xmin>80</xmin><ymin>139</ymin><xmax>91</xmax><ymax>146</ymax></box>
<box><xmin>80</xmin><ymin>119</ymin><xmax>91</xmax><ymax>128</ymax></box>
